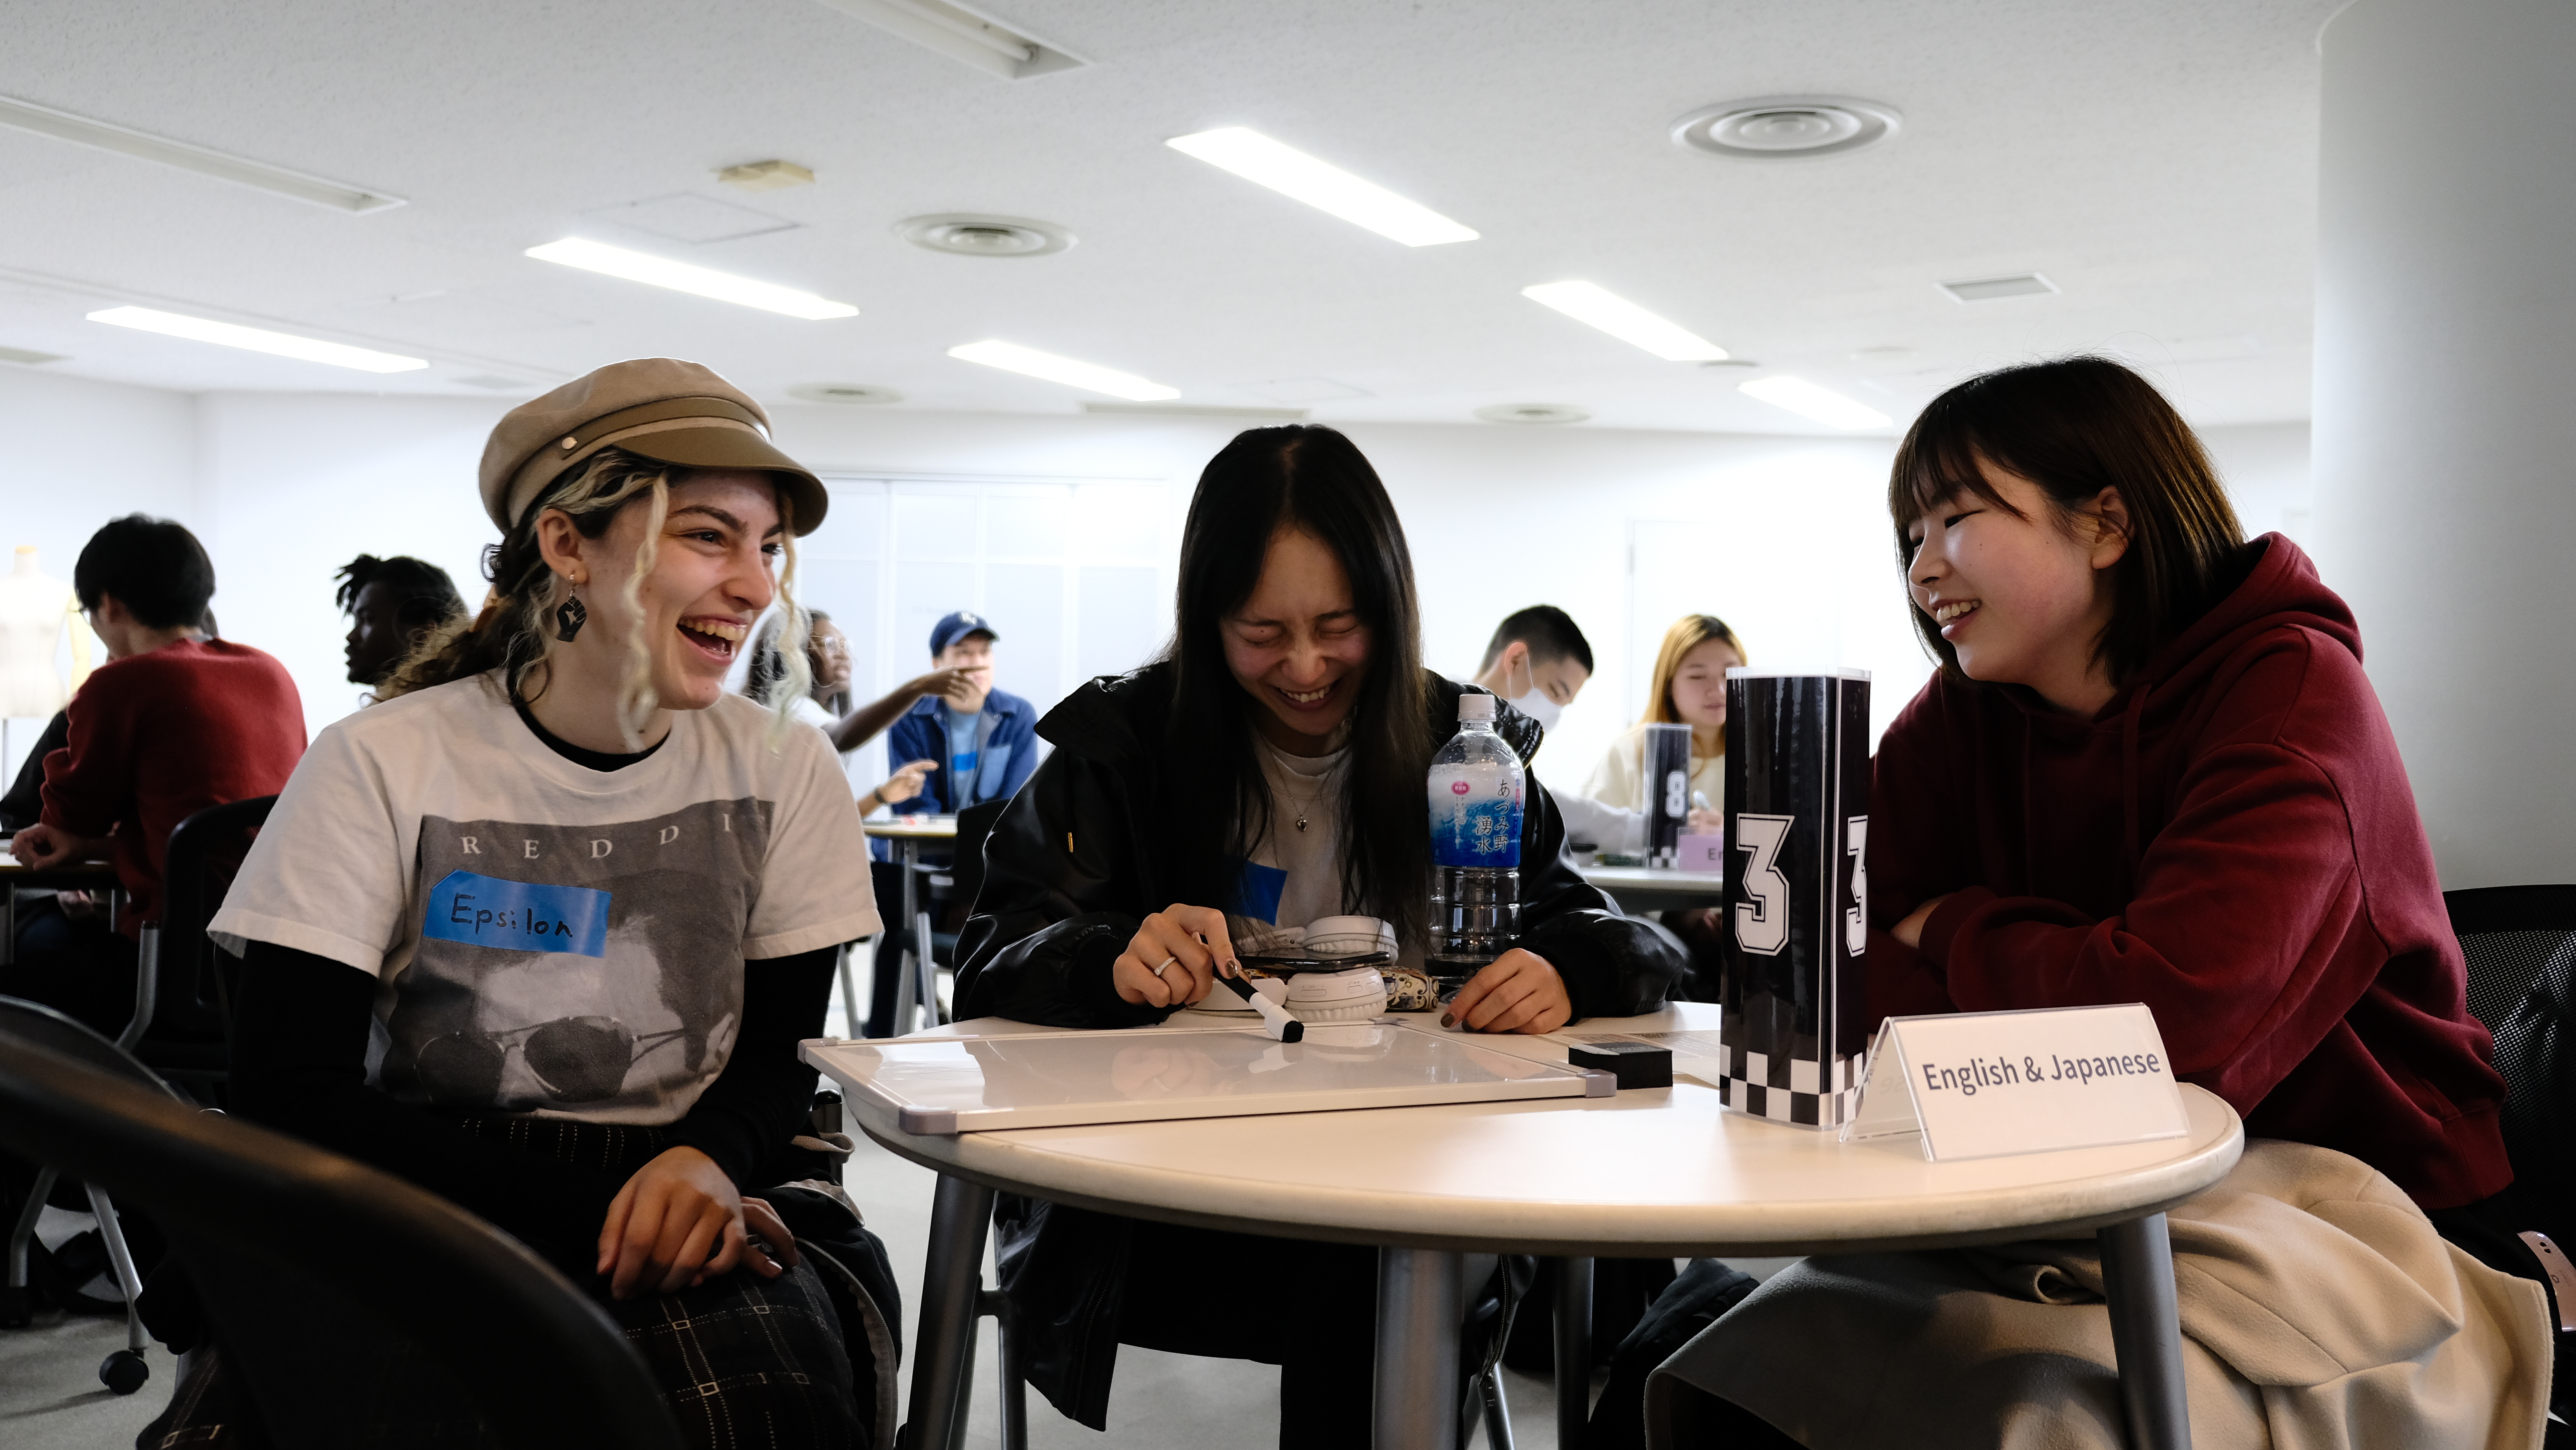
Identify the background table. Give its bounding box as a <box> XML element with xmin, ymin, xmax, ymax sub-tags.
<box><xmin>811</xmin><ymin>1002</ymin><xmax>2242</xmax><ymax>1450</ymax></box>
<box><xmin>0</xmin><ymin>849</ymin><xmax>122</xmax><ymax>967</ymax></box>
<box><xmin>1574</xmin><ymin>863</ymin><xmax>1724</xmax><ymax>912</ymax></box>
<box><xmin>861</xmin><ymin>816</ymin><xmax>957</xmax><ymax>1035</ymax></box>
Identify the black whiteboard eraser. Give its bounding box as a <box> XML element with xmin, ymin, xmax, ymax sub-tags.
<box><xmin>1567</xmin><ymin>1040</ymin><xmax>1673</xmax><ymax>1090</ymax></box>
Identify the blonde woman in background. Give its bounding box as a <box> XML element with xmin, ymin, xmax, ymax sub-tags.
<box><xmin>1582</xmin><ymin>613</ymin><xmax>1745</xmax><ymax>829</ymax></box>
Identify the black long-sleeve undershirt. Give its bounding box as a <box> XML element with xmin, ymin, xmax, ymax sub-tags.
<box><xmin>230</xmin><ymin>938</ymin><xmax>840</xmax><ymax>1274</ymax></box>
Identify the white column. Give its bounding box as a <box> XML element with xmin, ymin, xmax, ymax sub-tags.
<box><xmin>2312</xmin><ymin>0</ymin><xmax>2576</xmax><ymax>888</ymax></box>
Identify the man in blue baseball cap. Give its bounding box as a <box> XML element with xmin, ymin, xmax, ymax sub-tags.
<box><xmin>866</xmin><ymin>610</ymin><xmax>1039</xmax><ymax>1034</ymax></box>
<box><xmin>881</xmin><ymin>610</ymin><xmax>1036</xmax><ymax>818</ymax></box>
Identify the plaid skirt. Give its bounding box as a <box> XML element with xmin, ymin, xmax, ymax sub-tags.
<box><xmin>140</xmin><ymin>1117</ymin><xmax>875</xmax><ymax>1450</ymax></box>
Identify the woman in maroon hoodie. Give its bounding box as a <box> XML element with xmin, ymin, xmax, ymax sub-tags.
<box><xmin>1872</xmin><ymin>358</ymin><xmax>2512</xmax><ymax>1217</ymax></box>
<box><xmin>1655</xmin><ymin>358</ymin><xmax>2556</xmax><ymax>1448</ymax></box>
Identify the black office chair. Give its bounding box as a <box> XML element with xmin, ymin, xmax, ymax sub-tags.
<box><xmin>0</xmin><ymin>995</ymin><xmax>172</xmax><ymax>1389</ymax></box>
<box><xmin>2444</xmin><ymin>885</ymin><xmax>2576</xmax><ymax>1244</ymax></box>
<box><xmin>869</xmin><ymin>796</ymin><xmax>1010</xmax><ymax>1036</ymax></box>
<box><xmin>0</xmin><ymin>1030</ymin><xmax>685</xmax><ymax>1450</ymax></box>
<box><xmin>123</xmin><ymin>795</ymin><xmax>277</xmax><ymax>1099</ymax></box>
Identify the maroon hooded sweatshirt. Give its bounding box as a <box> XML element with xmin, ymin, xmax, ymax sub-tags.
<box><xmin>1868</xmin><ymin>534</ymin><xmax>2511</xmax><ymax>1211</ymax></box>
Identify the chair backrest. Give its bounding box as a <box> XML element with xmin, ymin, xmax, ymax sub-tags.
<box><xmin>149</xmin><ymin>795</ymin><xmax>276</xmax><ymax>1040</ymax></box>
<box><xmin>0</xmin><ymin>994</ymin><xmax>182</xmax><ymax>1102</ymax></box>
<box><xmin>0</xmin><ymin>1032</ymin><xmax>684</xmax><ymax>1450</ymax></box>
<box><xmin>2443</xmin><ymin>885</ymin><xmax>2576</xmax><ymax>1236</ymax></box>
<box><xmin>954</xmin><ymin>796</ymin><xmax>1009</xmax><ymax>913</ymax></box>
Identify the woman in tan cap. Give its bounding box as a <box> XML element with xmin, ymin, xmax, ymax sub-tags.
<box><xmin>170</xmin><ymin>360</ymin><xmax>895</xmax><ymax>1446</ymax></box>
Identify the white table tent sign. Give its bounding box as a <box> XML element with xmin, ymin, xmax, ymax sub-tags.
<box><xmin>1843</xmin><ymin>1003</ymin><xmax>2191</xmax><ymax>1162</ymax></box>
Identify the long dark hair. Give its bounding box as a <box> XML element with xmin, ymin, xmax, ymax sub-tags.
<box><xmin>1161</xmin><ymin>426</ymin><xmax>1432</xmax><ymax>945</ymax></box>
<box><xmin>1889</xmin><ymin>357</ymin><xmax>2247</xmax><ymax>685</ymax></box>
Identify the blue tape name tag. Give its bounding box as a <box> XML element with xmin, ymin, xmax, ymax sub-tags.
<box><xmin>1229</xmin><ymin>860</ymin><xmax>1288</xmax><ymax>925</ymax></box>
<box><xmin>423</xmin><ymin>870</ymin><xmax>611</xmax><ymax>957</ymax></box>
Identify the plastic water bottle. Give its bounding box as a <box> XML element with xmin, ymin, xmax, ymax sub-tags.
<box><xmin>1428</xmin><ymin>693</ymin><xmax>1525</xmax><ymax>983</ymax></box>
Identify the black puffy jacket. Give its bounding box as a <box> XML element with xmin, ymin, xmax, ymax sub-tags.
<box><xmin>953</xmin><ymin>662</ymin><xmax>1687</xmax><ymax>1425</ymax></box>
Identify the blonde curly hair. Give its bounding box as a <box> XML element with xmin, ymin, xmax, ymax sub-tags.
<box><xmin>378</xmin><ymin>448</ymin><xmax>806</xmax><ymax>746</ymax></box>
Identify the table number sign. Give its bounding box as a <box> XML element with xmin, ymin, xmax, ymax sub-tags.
<box><xmin>1717</xmin><ymin>669</ymin><xmax>1870</xmax><ymax>1128</ymax></box>
<box><xmin>1843</xmin><ymin>1004</ymin><xmax>2190</xmax><ymax>1161</ymax></box>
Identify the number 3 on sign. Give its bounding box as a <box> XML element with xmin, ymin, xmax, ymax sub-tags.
<box><xmin>1845</xmin><ymin>817</ymin><xmax>1868</xmax><ymax>955</ymax></box>
<box><xmin>1733</xmin><ymin>813</ymin><xmax>1793</xmax><ymax>955</ymax></box>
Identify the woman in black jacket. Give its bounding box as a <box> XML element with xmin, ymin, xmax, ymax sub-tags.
<box><xmin>954</xmin><ymin>424</ymin><xmax>1685</xmax><ymax>1443</ymax></box>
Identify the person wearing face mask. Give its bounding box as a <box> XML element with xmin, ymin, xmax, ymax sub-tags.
<box><xmin>952</xmin><ymin>426</ymin><xmax>1686</xmax><ymax>1446</ymax></box>
<box><xmin>1581</xmin><ymin>613</ymin><xmax>1742</xmax><ymax>833</ymax></box>
<box><xmin>1467</xmin><ymin>604</ymin><xmax>1648</xmax><ymax>856</ymax></box>
<box><xmin>1469</xmin><ymin>604</ymin><xmax>1592</xmax><ymax>735</ymax></box>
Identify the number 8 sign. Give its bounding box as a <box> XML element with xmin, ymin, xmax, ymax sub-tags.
<box><xmin>1719</xmin><ymin>668</ymin><xmax>1872</xmax><ymax>1130</ymax></box>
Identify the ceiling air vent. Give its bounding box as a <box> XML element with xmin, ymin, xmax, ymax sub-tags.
<box><xmin>1672</xmin><ymin>97</ymin><xmax>1901</xmax><ymax>160</ymax></box>
<box><xmin>1475</xmin><ymin>403</ymin><xmax>1591</xmax><ymax>426</ymax></box>
<box><xmin>1080</xmin><ymin>402</ymin><xmax>1309</xmax><ymax>420</ymax></box>
<box><xmin>898</xmin><ymin>214</ymin><xmax>1073</xmax><ymax>257</ymax></box>
<box><xmin>1941</xmin><ymin>273</ymin><xmax>2058</xmax><ymax>303</ymax></box>
<box><xmin>817</xmin><ymin>0</ymin><xmax>1085</xmax><ymax>80</ymax></box>
<box><xmin>790</xmin><ymin>384</ymin><xmax>904</xmax><ymax>405</ymax></box>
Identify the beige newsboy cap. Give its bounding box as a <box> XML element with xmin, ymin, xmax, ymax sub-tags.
<box><xmin>477</xmin><ymin>358</ymin><xmax>827</xmax><ymax>534</ymax></box>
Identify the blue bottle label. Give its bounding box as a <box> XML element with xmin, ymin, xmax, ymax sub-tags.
<box><xmin>1431</xmin><ymin>779</ymin><xmax>1523</xmax><ymax>868</ymax></box>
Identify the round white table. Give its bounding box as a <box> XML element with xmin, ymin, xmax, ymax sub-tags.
<box><xmin>830</xmin><ymin>1004</ymin><xmax>2242</xmax><ymax>1450</ymax></box>
<box><xmin>861</xmin><ymin>816</ymin><xmax>957</xmax><ymax>1035</ymax></box>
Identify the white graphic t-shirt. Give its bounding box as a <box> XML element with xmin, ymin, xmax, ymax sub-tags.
<box><xmin>211</xmin><ymin>671</ymin><xmax>877</xmax><ymax>1125</ymax></box>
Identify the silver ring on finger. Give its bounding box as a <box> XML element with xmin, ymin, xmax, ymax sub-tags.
<box><xmin>1151</xmin><ymin>954</ymin><xmax>1178</xmax><ymax>979</ymax></box>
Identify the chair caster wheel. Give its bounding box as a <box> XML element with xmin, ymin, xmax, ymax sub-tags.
<box><xmin>99</xmin><ymin>1348</ymin><xmax>148</xmax><ymax>1395</ymax></box>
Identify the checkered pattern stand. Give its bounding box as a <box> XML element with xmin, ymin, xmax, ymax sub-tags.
<box><xmin>1717</xmin><ymin>669</ymin><xmax>1871</xmax><ymax>1130</ymax></box>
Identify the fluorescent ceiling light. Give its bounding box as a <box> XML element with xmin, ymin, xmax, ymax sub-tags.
<box><xmin>948</xmin><ymin>340</ymin><xmax>1179</xmax><ymax>401</ymax></box>
<box><xmin>0</xmin><ymin>94</ymin><xmax>404</xmax><ymax>213</ymax></box>
<box><xmin>1165</xmin><ymin>128</ymin><xmax>1477</xmax><ymax>246</ymax></box>
<box><xmin>1520</xmin><ymin>281</ymin><xmax>1726</xmax><ymax>362</ymax></box>
<box><xmin>813</xmin><ymin>0</ymin><xmax>1086</xmax><ymax>80</ymax></box>
<box><xmin>1739</xmin><ymin>376</ymin><xmax>1891</xmax><ymax>430</ymax></box>
<box><xmin>87</xmin><ymin>306</ymin><xmax>426</xmax><ymax>373</ymax></box>
<box><xmin>524</xmin><ymin>239</ymin><xmax>857</xmax><ymax>320</ymax></box>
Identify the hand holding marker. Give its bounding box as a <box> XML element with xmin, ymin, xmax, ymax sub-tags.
<box><xmin>1211</xmin><ymin>934</ymin><xmax>1304</xmax><ymax>1042</ymax></box>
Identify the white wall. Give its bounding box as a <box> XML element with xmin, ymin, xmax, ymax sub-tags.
<box><xmin>192</xmin><ymin>391</ymin><xmax>508</xmax><ymax>737</ymax></box>
<box><xmin>0</xmin><ymin>366</ymin><xmax>197</xmax><ymax>779</ymax></box>
<box><xmin>1</xmin><ymin>373</ymin><xmax>2316</xmax><ymax>805</ymax></box>
<box><xmin>2312</xmin><ymin>0</ymin><xmax>2576</xmax><ymax>889</ymax></box>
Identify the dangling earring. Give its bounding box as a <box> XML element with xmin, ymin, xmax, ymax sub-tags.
<box><xmin>554</xmin><ymin>593</ymin><xmax>588</xmax><ymax>642</ymax></box>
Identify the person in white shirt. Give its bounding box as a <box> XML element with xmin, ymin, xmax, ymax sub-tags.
<box><xmin>1581</xmin><ymin>612</ymin><xmax>1744</xmax><ymax>829</ymax></box>
<box><xmin>191</xmin><ymin>360</ymin><xmax>892</xmax><ymax>1448</ymax></box>
<box><xmin>747</xmin><ymin>607</ymin><xmax>957</xmax><ymax>813</ymax></box>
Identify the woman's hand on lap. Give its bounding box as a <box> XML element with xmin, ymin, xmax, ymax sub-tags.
<box><xmin>739</xmin><ymin>1196</ymin><xmax>798</xmax><ymax>1275</ymax></box>
<box><xmin>597</xmin><ymin>1146</ymin><xmax>754</xmax><ymax>1300</ymax></box>
<box><xmin>1112</xmin><ymin>905</ymin><xmax>1235</xmax><ymax>1008</ymax></box>
<box><xmin>1444</xmin><ymin>949</ymin><xmax>1572</xmax><ymax>1034</ymax></box>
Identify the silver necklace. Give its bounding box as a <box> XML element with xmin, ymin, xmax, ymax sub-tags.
<box><xmin>1264</xmin><ymin>746</ymin><xmax>1335</xmax><ymax>832</ymax></box>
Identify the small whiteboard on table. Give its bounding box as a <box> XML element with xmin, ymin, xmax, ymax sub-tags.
<box><xmin>803</xmin><ymin>1021</ymin><xmax>1610</xmax><ymax>1134</ymax></box>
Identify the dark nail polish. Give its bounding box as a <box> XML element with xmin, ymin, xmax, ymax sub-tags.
<box><xmin>1440</xmin><ymin>1013</ymin><xmax>1456</xmax><ymax>1028</ymax></box>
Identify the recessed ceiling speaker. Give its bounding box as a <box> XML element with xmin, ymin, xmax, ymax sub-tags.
<box><xmin>1475</xmin><ymin>403</ymin><xmax>1590</xmax><ymax>426</ymax></box>
<box><xmin>1672</xmin><ymin>97</ymin><xmax>1901</xmax><ymax>159</ymax></box>
<box><xmin>897</xmin><ymin>213</ymin><xmax>1075</xmax><ymax>257</ymax></box>
<box><xmin>789</xmin><ymin>383</ymin><xmax>904</xmax><ymax>405</ymax></box>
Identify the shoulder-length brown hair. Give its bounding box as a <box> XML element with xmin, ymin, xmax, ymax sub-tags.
<box><xmin>1643</xmin><ymin>614</ymin><xmax>1745</xmax><ymax>725</ymax></box>
<box><xmin>1889</xmin><ymin>357</ymin><xmax>2246</xmax><ymax>685</ymax></box>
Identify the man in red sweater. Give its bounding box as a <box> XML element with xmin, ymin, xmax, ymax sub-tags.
<box><xmin>7</xmin><ymin>515</ymin><xmax>304</xmax><ymax>1035</ymax></box>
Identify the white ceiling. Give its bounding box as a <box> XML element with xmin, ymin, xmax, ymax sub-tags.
<box><xmin>0</xmin><ymin>0</ymin><xmax>2338</xmax><ymax>435</ymax></box>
